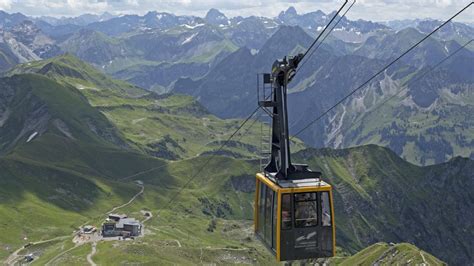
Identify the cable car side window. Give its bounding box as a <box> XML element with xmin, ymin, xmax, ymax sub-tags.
<box><xmin>257</xmin><ymin>182</ymin><xmax>266</xmax><ymax>237</ymax></box>
<box><xmin>294</xmin><ymin>192</ymin><xmax>318</xmax><ymax>228</ymax></box>
<box><xmin>281</xmin><ymin>194</ymin><xmax>292</xmax><ymax>230</ymax></box>
<box><xmin>272</xmin><ymin>191</ymin><xmax>277</xmax><ymax>249</ymax></box>
<box><xmin>264</xmin><ymin>185</ymin><xmax>274</xmax><ymax>245</ymax></box>
<box><xmin>321</xmin><ymin>192</ymin><xmax>332</xmax><ymax>226</ymax></box>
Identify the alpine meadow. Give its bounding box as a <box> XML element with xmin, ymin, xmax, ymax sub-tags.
<box><xmin>0</xmin><ymin>1</ymin><xmax>473</xmax><ymax>265</ymax></box>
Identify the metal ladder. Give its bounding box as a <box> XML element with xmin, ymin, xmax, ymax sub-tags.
<box><xmin>257</xmin><ymin>73</ymin><xmax>274</xmax><ymax>172</ymax></box>
<box><xmin>260</xmin><ymin>111</ymin><xmax>272</xmax><ymax>171</ymax></box>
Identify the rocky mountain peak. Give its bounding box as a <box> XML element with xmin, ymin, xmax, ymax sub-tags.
<box><xmin>11</xmin><ymin>20</ymin><xmax>40</xmax><ymax>35</ymax></box>
<box><xmin>286</xmin><ymin>6</ymin><xmax>298</xmax><ymax>15</ymax></box>
<box><xmin>205</xmin><ymin>8</ymin><xmax>228</xmax><ymax>25</ymax></box>
<box><xmin>278</xmin><ymin>6</ymin><xmax>298</xmax><ymax>21</ymax></box>
<box><xmin>267</xmin><ymin>25</ymin><xmax>311</xmax><ymax>44</ymax></box>
<box><xmin>9</xmin><ymin>19</ymin><xmax>57</xmax><ymax>54</ymax></box>
<box><xmin>0</xmin><ymin>10</ymin><xmax>28</xmax><ymax>28</ymax></box>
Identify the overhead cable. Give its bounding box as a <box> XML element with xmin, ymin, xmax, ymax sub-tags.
<box><xmin>291</xmin><ymin>2</ymin><xmax>473</xmax><ymax>139</ymax></box>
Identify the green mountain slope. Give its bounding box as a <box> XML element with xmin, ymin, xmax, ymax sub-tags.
<box><xmin>294</xmin><ymin>145</ymin><xmax>473</xmax><ymax>265</ymax></box>
<box><xmin>7</xmin><ymin>54</ymin><xmax>272</xmax><ymax>160</ymax></box>
<box><xmin>6</xmin><ymin>52</ymin><xmax>146</xmax><ymax>98</ymax></box>
<box><xmin>1</xmin><ymin>56</ymin><xmax>469</xmax><ymax>265</ymax></box>
<box><xmin>9</xmin><ymin>144</ymin><xmax>464</xmax><ymax>264</ymax></box>
<box><xmin>0</xmin><ymin>58</ymin><xmax>276</xmax><ymax>263</ymax></box>
<box><xmin>60</xmin><ymin>29</ymin><xmax>134</xmax><ymax>65</ymax></box>
<box><xmin>0</xmin><ymin>73</ymin><xmax>129</xmax><ymax>155</ymax></box>
<box><xmin>55</xmin><ymin>25</ymin><xmax>239</xmax><ymax>91</ymax></box>
<box><xmin>333</xmin><ymin>242</ymin><xmax>445</xmax><ymax>265</ymax></box>
<box><xmin>325</xmin><ymin>53</ymin><xmax>474</xmax><ymax>165</ymax></box>
<box><xmin>0</xmin><ymin>73</ymin><xmax>167</xmax><ymax>259</ymax></box>
<box><xmin>0</xmin><ymin>71</ymin><xmax>261</xmax><ymax>264</ymax></box>
<box><xmin>172</xmin><ymin>25</ymin><xmax>474</xmax><ymax>166</ymax></box>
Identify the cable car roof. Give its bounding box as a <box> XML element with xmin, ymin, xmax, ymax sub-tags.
<box><xmin>257</xmin><ymin>173</ymin><xmax>331</xmax><ymax>189</ymax></box>
<box><xmin>277</xmin><ymin>178</ymin><xmax>330</xmax><ymax>188</ymax></box>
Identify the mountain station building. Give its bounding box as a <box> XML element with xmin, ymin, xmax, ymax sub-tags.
<box><xmin>102</xmin><ymin>215</ymin><xmax>142</xmax><ymax>237</ymax></box>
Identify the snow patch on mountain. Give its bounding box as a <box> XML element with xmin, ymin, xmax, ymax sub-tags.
<box><xmin>183</xmin><ymin>23</ymin><xmax>204</xmax><ymax>29</ymax></box>
<box><xmin>182</xmin><ymin>33</ymin><xmax>198</xmax><ymax>45</ymax></box>
<box><xmin>26</xmin><ymin>131</ymin><xmax>38</xmax><ymax>143</ymax></box>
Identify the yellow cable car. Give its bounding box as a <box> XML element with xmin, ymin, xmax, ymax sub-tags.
<box><xmin>254</xmin><ymin>53</ymin><xmax>336</xmax><ymax>261</ymax></box>
<box><xmin>254</xmin><ymin>173</ymin><xmax>335</xmax><ymax>261</ymax></box>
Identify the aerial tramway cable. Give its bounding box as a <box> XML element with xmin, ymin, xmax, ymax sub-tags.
<box><xmin>291</xmin><ymin>2</ymin><xmax>474</xmax><ymax>139</ymax></box>
<box><xmin>300</xmin><ymin>0</ymin><xmax>349</xmax><ymax>62</ymax></box>
<box><xmin>155</xmin><ymin>2</ymin><xmax>352</xmax><ymax>214</ymax></box>
<box><xmin>157</xmin><ymin>105</ymin><xmax>261</xmax><ymax>214</ymax></box>
<box><xmin>155</xmin><ymin>2</ymin><xmax>472</xmax><ymax>219</ymax></box>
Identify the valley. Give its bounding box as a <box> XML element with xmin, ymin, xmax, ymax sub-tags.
<box><xmin>0</xmin><ymin>4</ymin><xmax>472</xmax><ymax>265</ymax></box>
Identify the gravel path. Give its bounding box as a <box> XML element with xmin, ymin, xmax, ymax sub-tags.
<box><xmin>86</xmin><ymin>242</ymin><xmax>97</xmax><ymax>266</ymax></box>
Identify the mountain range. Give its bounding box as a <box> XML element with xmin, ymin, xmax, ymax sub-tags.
<box><xmin>0</xmin><ymin>6</ymin><xmax>473</xmax><ymax>264</ymax></box>
<box><xmin>0</xmin><ymin>7</ymin><xmax>472</xmax><ymax>165</ymax></box>
<box><xmin>175</xmin><ymin>24</ymin><xmax>474</xmax><ymax>165</ymax></box>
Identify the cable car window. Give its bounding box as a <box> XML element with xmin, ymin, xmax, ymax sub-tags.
<box><xmin>272</xmin><ymin>191</ymin><xmax>277</xmax><ymax>249</ymax></box>
<box><xmin>258</xmin><ymin>182</ymin><xmax>266</xmax><ymax>236</ymax></box>
<box><xmin>321</xmin><ymin>192</ymin><xmax>332</xmax><ymax>226</ymax></box>
<box><xmin>281</xmin><ymin>194</ymin><xmax>292</xmax><ymax>230</ymax></box>
<box><xmin>264</xmin><ymin>186</ymin><xmax>273</xmax><ymax>244</ymax></box>
<box><xmin>294</xmin><ymin>192</ymin><xmax>318</xmax><ymax>228</ymax></box>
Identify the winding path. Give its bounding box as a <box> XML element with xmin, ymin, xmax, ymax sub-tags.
<box><xmin>85</xmin><ymin>182</ymin><xmax>144</xmax><ymax>266</ymax></box>
<box><xmin>420</xmin><ymin>250</ymin><xmax>427</xmax><ymax>265</ymax></box>
<box><xmin>5</xmin><ymin>236</ymin><xmax>69</xmax><ymax>265</ymax></box>
<box><xmin>107</xmin><ymin>183</ymin><xmax>144</xmax><ymax>214</ymax></box>
<box><xmin>45</xmin><ymin>244</ymin><xmax>81</xmax><ymax>266</ymax></box>
<box><xmin>6</xmin><ymin>182</ymin><xmax>145</xmax><ymax>265</ymax></box>
<box><xmin>86</xmin><ymin>242</ymin><xmax>97</xmax><ymax>266</ymax></box>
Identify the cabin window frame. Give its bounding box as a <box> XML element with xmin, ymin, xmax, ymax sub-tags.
<box><xmin>281</xmin><ymin>193</ymin><xmax>292</xmax><ymax>230</ymax></box>
<box><xmin>293</xmin><ymin>192</ymin><xmax>319</xmax><ymax>228</ymax></box>
<box><xmin>264</xmin><ymin>185</ymin><xmax>274</xmax><ymax>247</ymax></box>
<box><xmin>320</xmin><ymin>191</ymin><xmax>332</xmax><ymax>227</ymax></box>
<box><xmin>272</xmin><ymin>190</ymin><xmax>278</xmax><ymax>249</ymax></box>
<box><xmin>257</xmin><ymin>181</ymin><xmax>266</xmax><ymax>237</ymax></box>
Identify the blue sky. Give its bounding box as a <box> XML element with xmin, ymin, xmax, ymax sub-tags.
<box><xmin>0</xmin><ymin>0</ymin><xmax>472</xmax><ymax>22</ymax></box>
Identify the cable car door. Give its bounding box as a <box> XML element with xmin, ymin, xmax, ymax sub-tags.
<box><xmin>280</xmin><ymin>191</ymin><xmax>334</xmax><ymax>261</ymax></box>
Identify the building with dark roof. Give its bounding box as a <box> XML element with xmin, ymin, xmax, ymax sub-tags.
<box><xmin>102</xmin><ymin>216</ymin><xmax>142</xmax><ymax>237</ymax></box>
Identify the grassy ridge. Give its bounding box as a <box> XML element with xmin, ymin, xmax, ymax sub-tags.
<box><xmin>0</xmin><ymin>61</ymin><xmax>265</xmax><ymax>262</ymax></box>
<box><xmin>0</xmin><ymin>56</ymin><xmax>461</xmax><ymax>264</ymax></box>
<box><xmin>333</xmin><ymin>242</ymin><xmax>445</xmax><ymax>265</ymax></box>
<box><xmin>295</xmin><ymin>145</ymin><xmax>473</xmax><ymax>264</ymax></box>
<box><xmin>7</xmin><ymin>55</ymin><xmax>277</xmax><ymax>160</ymax></box>
<box><xmin>0</xmin><ymin>72</ymin><xmax>165</xmax><ymax>259</ymax></box>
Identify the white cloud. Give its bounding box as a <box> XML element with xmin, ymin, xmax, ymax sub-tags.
<box><xmin>0</xmin><ymin>0</ymin><xmax>12</xmax><ymax>9</ymax></box>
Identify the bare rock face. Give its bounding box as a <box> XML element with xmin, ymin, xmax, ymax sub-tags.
<box><xmin>85</xmin><ymin>117</ymin><xmax>129</xmax><ymax>149</ymax></box>
<box><xmin>10</xmin><ymin>20</ymin><xmax>61</xmax><ymax>58</ymax></box>
<box><xmin>205</xmin><ymin>9</ymin><xmax>229</xmax><ymax>26</ymax></box>
<box><xmin>0</xmin><ymin>81</ymin><xmax>14</xmax><ymax>113</ymax></box>
<box><xmin>53</xmin><ymin>119</ymin><xmax>74</xmax><ymax>140</ymax></box>
<box><xmin>0</xmin><ymin>81</ymin><xmax>49</xmax><ymax>154</ymax></box>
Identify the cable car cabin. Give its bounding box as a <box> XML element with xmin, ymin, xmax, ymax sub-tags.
<box><xmin>254</xmin><ymin>173</ymin><xmax>335</xmax><ymax>261</ymax></box>
<box><xmin>255</xmin><ymin>54</ymin><xmax>337</xmax><ymax>261</ymax></box>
